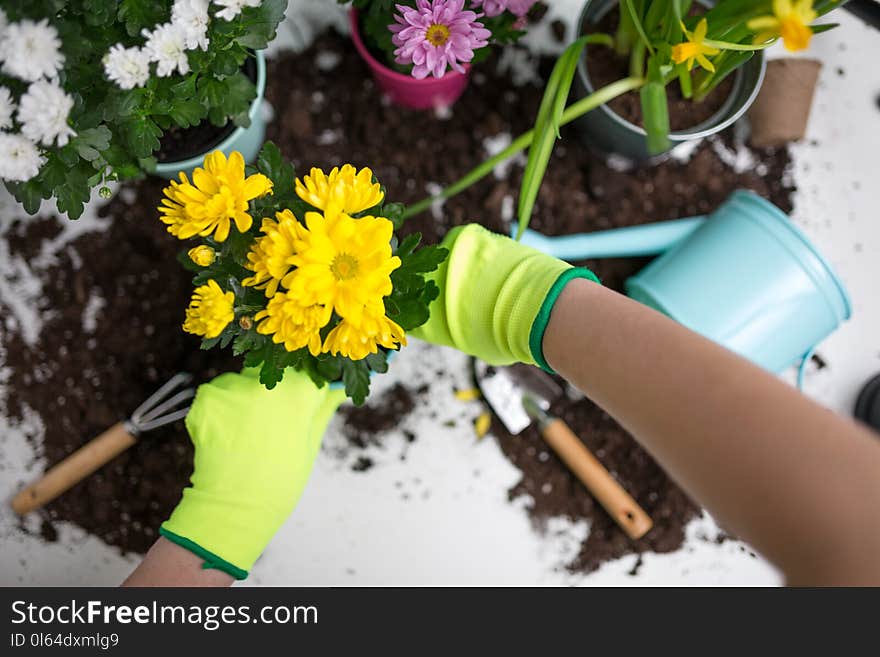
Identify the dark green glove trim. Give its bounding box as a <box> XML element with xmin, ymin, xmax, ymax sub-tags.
<box><xmin>159</xmin><ymin>526</ymin><xmax>248</xmax><ymax>580</ymax></box>
<box><xmin>528</xmin><ymin>267</ymin><xmax>601</xmax><ymax>373</ymax></box>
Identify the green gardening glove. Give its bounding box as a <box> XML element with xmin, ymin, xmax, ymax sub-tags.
<box><xmin>160</xmin><ymin>369</ymin><xmax>345</xmax><ymax>580</ymax></box>
<box><xmin>413</xmin><ymin>224</ymin><xmax>599</xmax><ymax>370</ymax></box>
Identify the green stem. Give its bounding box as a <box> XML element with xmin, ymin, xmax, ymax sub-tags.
<box><xmin>401</xmin><ymin>76</ymin><xmax>645</xmax><ymax>220</ymax></box>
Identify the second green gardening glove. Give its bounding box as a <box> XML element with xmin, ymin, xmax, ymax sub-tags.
<box><xmin>413</xmin><ymin>224</ymin><xmax>599</xmax><ymax>371</ymax></box>
<box><xmin>160</xmin><ymin>368</ymin><xmax>345</xmax><ymax>580</ymax></box>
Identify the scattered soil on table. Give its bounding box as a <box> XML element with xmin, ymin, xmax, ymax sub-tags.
<box><xmin>3</xmin><ymin>27</ymin><xmax>793</xmax><ymax>572</ymax></box>
<box><xmin>155</xmin><ymin>57</ymin><xmax>257</xmax><ymax>163</ymax></box>
<box><xmin>584</xmin><ymin>8</ymin><xmax>736</xmax><ymax>132</ymax></box>
<box><xmin>1</xmin><ymin>179</ymin><xmax>240</xmax><ymax>554</ymax></box>
<box><xmin>267</xmin><ymin>31</ymin><xmax>792</xmax><ymax>573</ymax></box>
<box><xmin>340</xmin><ymin>383</ymin><xmax>417</xmax><ymax>470</ymax></box>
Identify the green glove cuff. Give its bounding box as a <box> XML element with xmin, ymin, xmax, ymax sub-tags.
<box><xmin>159</xmin><ymin>526</ymin><xmax>248</xmax><ymax>580</ymax></box>
<box><xmin>529</xmin><ymin>266</ymin><xmax>600</xmax><ymax>372</ymax></box>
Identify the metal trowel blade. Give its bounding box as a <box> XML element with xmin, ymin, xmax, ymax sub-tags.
<box><xmin>474</xmin><ymin>360</ymin><xmax>563</xmax><ymax>435</ymax></box>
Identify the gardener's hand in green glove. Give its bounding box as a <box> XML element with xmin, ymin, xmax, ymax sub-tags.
<box><xmin>123</xmin><ymin>368</ymin><xmax>344</xmax><ymax>585</ymax></box>
<box><xmin>413</xmin><ymin>224</ymin><xmax>599</xmax><ymax>371</ymax></box>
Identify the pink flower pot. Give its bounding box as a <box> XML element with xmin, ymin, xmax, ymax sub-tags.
<box><xmin>349</xmin><ymin>9</ymin><xmax>471</xmax><ymax>111</ymax></box>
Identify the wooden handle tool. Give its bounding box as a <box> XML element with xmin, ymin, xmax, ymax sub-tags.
<box><xmin>525</xmin><ymin>398</ymin><xmax>653</xmax><ymax>540</ymax></box>
<box><xmin>10</xmin><ymin>373</ymin><xmax>196</xmax><ymax>516</ymax></box>
<box><xmin>11</xmin><ymin>423</ymin><xmax>136</xmax><ymax>515</ymax></box>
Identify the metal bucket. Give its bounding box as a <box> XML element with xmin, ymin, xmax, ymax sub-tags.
<box><xmin>572</xmin><ymin>0</ymin><xmax>766</xmax><ymax>163</ymax></box>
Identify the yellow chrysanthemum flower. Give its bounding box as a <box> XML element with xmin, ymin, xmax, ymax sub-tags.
<box><xmin>322</xmin><ymin>305</ymin><xmax>407</xmax><ymax>361</ymax></box>
<box><xmin>188</xmin><ymin>245</ymin><xmax>216</xmax><ymax>267</ymax></box>
<box><xmin>671</xmin><ymin>18</ymin><xmax>720</xmax><ymax>72</ymax></box>
<box><xmin>183</xmin><ymin>280</ymin><xmax>234</xmax><ymax>339</ymax></box>
<box><xmin>242</xmin><ymin>210</ymin><xmax>301</xmax><ymax>298</ymax></box>
<box><xmin>295</xmin><ymin>165</ymin><xmax>384</xmax><ymax>215</ymax></box>
<box><xmin>254</xmin><ymin>292</ymin><xmax>331</xmax><ymax>356</ymax></box>
<box><xmin>748</xmin><ymin>0</ymin><xmax>817</xmax><ymax>51</ymax></box>
<box><xmin>159</xmin><ymin>151</ymin><xmax>273</xmax><ymax>242</ymax></box>
<box><xmin>286</xmin><ymin>207</ymin><xmax>401</xmax><ymax>326</ymax></box>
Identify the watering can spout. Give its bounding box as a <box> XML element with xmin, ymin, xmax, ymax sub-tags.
<box><xmin>517</xmin><ymin>216</ymin><xmax>704</xmax><ymax>260</ymax></box>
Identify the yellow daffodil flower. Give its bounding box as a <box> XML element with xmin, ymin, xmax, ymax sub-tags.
<box><xmin>671</xmin><ymin>18</ymin><xmax>720</xmax><ymax>72</ymax></box>
<box><xmin>242</xmin><ymin>210</ymin><xmax>301</xmax><ymax>298</ymax></box>
<box><xmin>748</xmin><ymin>0</ymin><xmax>817</xmax><ymax>51</ymax></box>
<box><xmin>285</xmin><ymin>207</ymin><xmax>401</xmax><ymax>326</ymax></box>
<box><xmin>322</xmin><ymin>304</ymin><xmax>407</xmax><ymax>361</ymax></box>
<box><xmin>159</xmin><ymin>151</ymin><xmax>273</xmax><ymax>242</ymax></box>
<box><xmin>187</xmin><ymin>245</ymin><xmax>216</xmax><ymax>267</ymax></box>
<box><xmin>295</xmin><ymin>165</ymin><xmax>384</xmax><ymax>215</ymax></box>
<box><xmin>183</xmin><ymin>280</ymin><xmax>234</xmax><ymax>339</ymax></box>
<box><xmin>254</xmin><ymin>292</ymin><xmax>331</xmax><ymax>357</ymax></box>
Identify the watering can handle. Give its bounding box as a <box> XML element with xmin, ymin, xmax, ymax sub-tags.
<box><xmin>517</xmin><ymin>216</ymin><xmax>705</xmax><ymax>261</ymax></box>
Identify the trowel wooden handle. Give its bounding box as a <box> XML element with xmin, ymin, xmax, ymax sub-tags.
<box><xmin>11</xmin><ymin>422</ymin><xmax>136</xmax><ymax>515</ymax></box>
<box><xmin>541</xmin><ymin>418</ymin><xmax>653</xmax><ymax>540</ymax></box>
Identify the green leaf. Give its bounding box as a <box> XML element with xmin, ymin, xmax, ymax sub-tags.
<box><xmin>395</xmin><ymin>233</ymin><xmax>422</xmax><ymax>258</ymax></box>
<box><xmin>640</xmin><ymin>80</ymin><xmax>671</xmax><ymax>155</ymax></box>
<box><xmin>399</xmin><ymin>244</ymin><xmax>448</xmax><ymax>274</ymax></box>
<box><xmin>383</xmin><ymin>202</ymin><xmax>406</xmax><ymax>230</ymax></box>
<box><xmin>342</xmin><ymin>360</ymin><xmax>371</xmax><ymax>406</ymax></box>
<box><xmin>125</xmin><ymin>117</ymin><xmax>162</xmax><ymax>159</ymax></box>
<box><xmin>517</xmin><ymin>36</ymin><xmax>606</xmax><ymax>239</ymax></box>
<box><xmin>169</xmin><ymin>99</ymin><xmax>207</xmax><ymax>128</ymax></box>
<box><xmin>621</xmin><ymin>0</ymin><xmax>655</xmax><ymax>55</ymax></box>
<box><xmin>365</xmin><ymin>351</ymin><xmax>389</xmax><ymax>374</ymax></box>
<box><xmin>236</xmin><ymin>0</ymin><xmax>287</xmax><ymax>49</ymax></box>
<box><xmin>117</xmin><ymin>0</ymin><xmax>166</xmax><ymax>37</ymax></box>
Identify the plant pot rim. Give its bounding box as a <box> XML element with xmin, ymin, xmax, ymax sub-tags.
<box><xmin>154</xmin><ymin>50</ymin><xmax>267</xmax><ymax>173</ymax></box>
<box><xmin>349</xmin><ymin>8</ymin><xmax>470</xmax><ymax>85</ymax></box>
<box><xmin>576</xmin><ymin>0</ymin><xmax>766</xmax><ymax>140</ymax></box>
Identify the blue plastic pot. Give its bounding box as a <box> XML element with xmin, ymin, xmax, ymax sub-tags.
<box><xmin>519</xmin><ymin>190</ymin><xmax>852</xmax><ymax>384</ymax></box>
<box><xmin>153</xmin><ymin>50</ymin><xmax>267</xmax><ymax>179</ymax></box>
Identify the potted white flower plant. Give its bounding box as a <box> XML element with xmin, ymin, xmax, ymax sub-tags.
<box><xmin>0</xmin><ymin>0</ymin><xmax>285</xmax><ymax>219</ymax></box>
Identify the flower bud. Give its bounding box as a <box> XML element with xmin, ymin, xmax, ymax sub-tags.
<box><xmin>239</xmin><ymin>316</ymin><xmax>254</xmax><ymax>331</ymax></box>
<box><xmin>98</xmin><ymin>186</ymin><xmax>112</xmax><ymax>199</ymax></box>
<box><xmin>188</xmin><ymin>245</ymin><xmax>216</xmax><ymax>267</ymax></box>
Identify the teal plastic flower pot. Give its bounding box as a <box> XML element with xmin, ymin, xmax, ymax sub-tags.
<box><xmin>518</xmin><ymin>190</ymin><xmax>852</xmax><ymax>385</ymax></box>
<box><xmin>153</xmin><ymin>50</ymin><xmax>267</xmax><ymax>179</ymax></box>
<box><xmin>625</xmin><ymin>190</ymin><xmax>851</xmax><ymax>379</ymax></box>
<box><xmin>572</xmin><ymin>0</ymin><xmax>765</xmax><ymax>163</ymax></box>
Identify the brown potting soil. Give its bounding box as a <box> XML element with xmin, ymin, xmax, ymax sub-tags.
<box><xmin>2</xmin><ymin>180</ymin><xmax>241</xmax><ymax>553</ymax></box>
<box><xmin>584</xmin><ymin>9</ymin><xmax>736</xmax><ymax>132</ymax></box>
<box><xmin>2</xmin><ymin>28</ymin><xmax>793</xmax><ymax>573</ymax></box>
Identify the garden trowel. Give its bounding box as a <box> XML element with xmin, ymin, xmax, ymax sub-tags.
<box><xmin>474</xmin><ymin>360</ymin><xmax>653</xmax><ymax>540</ymax></box>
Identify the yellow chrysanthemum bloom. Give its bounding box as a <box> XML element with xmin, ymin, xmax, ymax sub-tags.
<box><xmin>286</xmin><ymin>208</ymin><xmax>401</xmax><ymax>326</ymax></box>
<box><xmin>254</xmin><ymin>291</ymin><xmax>331</xmax><ymax>356</ymax></box>
<box><xmin>322</xmin><ymin>305</ymin><xmax>407</xmax><ymax>361</ymax></box>
<box><xmin>295</xmin><ymin>165</ymin><xmax>384</xmax><ymax>215</ymax></box>
<box><xmin>242</xmin><ymin>210</ymin><xmax>301</xmax><ymax>298</ymax></box>
<box><xmin>188</xmin><ymin>245</ymin><xmax>216</xmax><ymax>267</ymax></box>
<box><xmin>748</xmin><ymin>0</ymin><xmax>816</xmax><ymax>51</ymax></box>
<box><xmin>183</xmin><ymin>280</ymin><xmax>234</xmax><ymax>339</ymax></box>
<box><xmin>671</xmin><ymin>19</ymin><xmax>720</xmax><ymax>72</ymax></box>
<box><xmin>159</xmin><ymin>151</ymin><xmax>273</xmax><ymax>242</ymax></box>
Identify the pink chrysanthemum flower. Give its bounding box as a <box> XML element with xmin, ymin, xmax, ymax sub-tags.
<box><xmin>472</xmin><ymin>0</ymin><xmax>536</xmax><ymax>17</ymax></box>
<box><xmin>390</xmin><ymin>0</ymin><xmax>491</xmax><ymax>79</ymax></box>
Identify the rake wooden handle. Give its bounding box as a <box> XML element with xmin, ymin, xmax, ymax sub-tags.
<box><xmin>541</xmin><ymin>418</ymin><xmax>653</xmax><ymax>540</ymax></box>
<box><xmin>11</xmin><ymin>422</ymin><xmax>136</xmax><ymax>515</ymax></box>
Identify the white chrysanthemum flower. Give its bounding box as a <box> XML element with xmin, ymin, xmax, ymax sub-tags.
<box><xmin>172</xmin><ymin>0</ymin><xmax>211</xmax><ymax>50</ymax></box>
<box><xmin>18</xmin><ymin>80</ymin><xmax>76</xmax><ymax>147</ymax></box>
<box><xmin>103</xmin><ymin>44</ymin><xmax>151</xmax><ymax>89</ymax></box>
<box><xmin>142</xmin><ymin>22</ymin><xmax>189</xmax><ymax>77</ymax></box>
<box><xmin>0</xmin><ymin>133</ymin><xmax>45</xmax><ymax>182</ymax></box>
<box><xmin>0</xmin><ymin>86</ymin><xmax>15</xmax><ymax>130</ymax></box>
<box><xmin>214</xmin><ymin>0</ymin><xmax>261</xmax><ymax>22</ymax></box>
<box><xmin>0</xmin><ymin>19</ymin><xmax>65</xmax><ymax>82</ymax></box>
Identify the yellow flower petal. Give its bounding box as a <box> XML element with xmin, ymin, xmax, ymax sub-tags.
<box><xmin>183</xmin><ymin>280</ymin><xmax>234</xmax><ymax>339</ymax></box>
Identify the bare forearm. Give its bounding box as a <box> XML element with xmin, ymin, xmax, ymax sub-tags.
<box><xmin>544</xmin><ymin>279</ymin><xmax>880</xmax><ymax>585</ymax></box>
<box><xmin>122</xmin><ymin>537</ymin><xmax>234</xmax><ymax>587</ymax></box>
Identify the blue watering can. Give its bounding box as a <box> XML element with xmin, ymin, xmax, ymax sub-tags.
<box><xmin>518</xmin><ymin>190</ymin><xmax>852</xmax><ymax>387</ymax></box>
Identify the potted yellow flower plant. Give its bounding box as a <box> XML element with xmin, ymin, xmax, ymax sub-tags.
<box><xmin>160</xmin><ymin>142</ymin><xmax>447</xmax><ymax>404</ymax></box>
